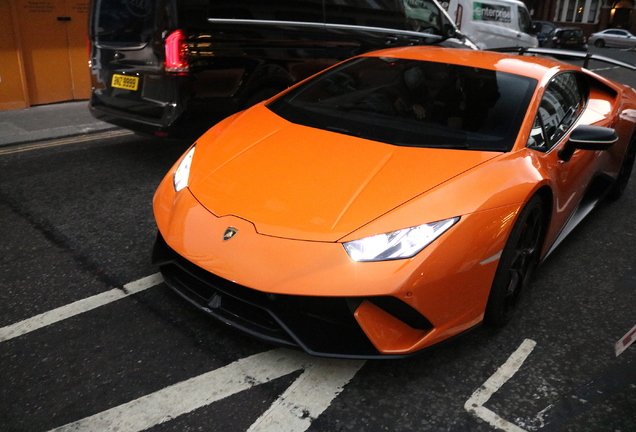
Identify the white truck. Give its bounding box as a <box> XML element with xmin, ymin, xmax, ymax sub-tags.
<box><xmin>441</xmin><ymin>0</ymin><xmax>538</xmax><ymax>49</ymax></box>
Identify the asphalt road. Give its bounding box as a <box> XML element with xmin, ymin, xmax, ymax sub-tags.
<box><xmin>1</xmin><ymin>47</ymin><xmax>635</xmax><ymax>432</ymax></box>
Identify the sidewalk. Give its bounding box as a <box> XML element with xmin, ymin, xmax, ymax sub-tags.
<box><xmin>0</xmin><ymin>100</ymin><xmax>121</xmax><ymax>147</ymax></box>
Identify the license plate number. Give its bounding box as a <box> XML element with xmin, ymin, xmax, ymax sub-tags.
<box><xmin>111</xmin><ymin>74</ymin><xmax>139</xmax><ymax>91</ymax></box>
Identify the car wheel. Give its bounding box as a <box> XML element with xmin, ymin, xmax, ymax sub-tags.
<box><xmin>608</xmin><ymin>136</ymin><xmax>636</xmax><ymax>200</ymax></box>
<box><xmin>594</xmin><ymin>39</ymin><xmax>605</xmax><ymax>48</ymax></box>
<box><xmin>485</xmin><ymin>195</ymin><xmax>545</xmax><ymax>326</ymax></box>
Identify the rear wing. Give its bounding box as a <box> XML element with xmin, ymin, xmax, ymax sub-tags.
<box><xmin>491</xmin><ymin>47</ymin><xmax>636</xmax><ymax>71</ymax></box>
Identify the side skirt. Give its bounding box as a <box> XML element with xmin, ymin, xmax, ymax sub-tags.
<box><xmin>544</xmin><ymin>174</ymin><xmax>615</xmax><ymax>259</ymax></box>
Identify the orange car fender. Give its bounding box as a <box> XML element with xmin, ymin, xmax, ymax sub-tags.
<box><xmin>614</xmin><ymin>93</ymin><xmax>636</xmax><ymax>164</ymax></box>
<box><xmin>351</xmin><ymin>203</ymin><xmax>525</xmax><ymax>354</ymax></box>
<box><xmin>340</xmin><ymin>149</ymin><xmax>547</xmax><ymax>242</ymax></box>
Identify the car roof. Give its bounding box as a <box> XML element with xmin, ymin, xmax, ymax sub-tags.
<box><xmin>360</xmin><ymin>46</ymin><xmax>570</xmax><ymax>82</ymax></box>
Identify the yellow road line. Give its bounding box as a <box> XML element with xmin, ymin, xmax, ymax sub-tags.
<box><xmin>0</xmin><ymin>130</ymin><xmax>134</xmax><ymax>156</ymax></box>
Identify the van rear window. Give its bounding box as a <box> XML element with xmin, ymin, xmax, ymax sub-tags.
<box><xmin>93</xmin><ymin>0</ymin><xmax>156</xmax><ymax>45</ymax></box>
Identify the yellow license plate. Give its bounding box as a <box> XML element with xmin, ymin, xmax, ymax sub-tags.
<box><xmin>111</xmin><ymin>74</ymin><xmax>139</xmax><ymax>91</ymax></box>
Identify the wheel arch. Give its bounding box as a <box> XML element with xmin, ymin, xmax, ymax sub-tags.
<box><xmin>532</xmin><ymin>185</ymin><xmax>554</xmax><ymax>260</ymax></box>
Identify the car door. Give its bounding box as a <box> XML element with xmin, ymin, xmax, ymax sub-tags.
<box><xmin>608</xmin><ymin>30</ymin><xmax>632</xmax><ymax>47</ymax></box>
<box><xmin>527</xmin><ymin>72</ymin><xmax>598</xmax><ymax>236</ymax></box>
<box><xmin>515</xmin><ymin>4</ymin><xmax>537</xmax><ymax>47</ymax></box>
<box><xmin>617</xmin><ymin>30</ymin><xmax>636</xmax><ymax>47</ymax></box>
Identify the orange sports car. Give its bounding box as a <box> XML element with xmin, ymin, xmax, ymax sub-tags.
<box><xmin>152</xmin><ymin>46</ymin><xmax>636</xmax><ymax>358</ymax></box>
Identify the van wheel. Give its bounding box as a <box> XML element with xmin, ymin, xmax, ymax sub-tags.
<box><xmin>594</xmin><ymin>39</ymin><xmax>605</xmax><ymax>48</ymax></box>
<box><xmin>244</xmin><ymin>88</ymin><xmax>284</xmax><ymax>109</ymax></box>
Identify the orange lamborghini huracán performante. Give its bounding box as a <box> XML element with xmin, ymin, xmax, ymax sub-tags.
<box><xmin>152</xmin><ymin>46</ymin><xmax>636</xmax><ymax>358</ymax></box>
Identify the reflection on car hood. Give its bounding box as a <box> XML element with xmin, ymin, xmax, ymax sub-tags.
<box><xmin>189</xmin><ymin>106</ymin><xmax>499</xmax><ymax>241</ymax></box>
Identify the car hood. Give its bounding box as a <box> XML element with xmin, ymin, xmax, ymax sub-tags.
<box><xmin>189</xmin><ymin>106</ymin><xmax>499</xmax><ymax>242</ymax></box>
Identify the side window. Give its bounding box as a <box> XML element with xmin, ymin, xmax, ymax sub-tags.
<box><xmin>528</xmin><ymin>110</ymin><xmax>547</xmax><ymax>150</ymax></box>
<box><xmin>528</xmin><ymin>73</ymin><xmax>587</xmax><ymax>152</ymax></box>
<box><xmin>403</xmin><ymin>0</ymin><xmax>443</xmax><ymax>33</ymax></box>
<box><xmin>517</xmin><ymin>6</ymin><xmax>532</xmax><ymax>34</ymax></box>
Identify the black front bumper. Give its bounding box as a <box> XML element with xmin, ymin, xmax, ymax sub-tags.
<box><xmin>151</xmin><ymin>232</ymin><xmax>433</xmax><ymax>359</ymax></box>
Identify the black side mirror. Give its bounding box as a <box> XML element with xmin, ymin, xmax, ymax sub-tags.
<box><xmin>559</xmin><ymin>125</ymin><xmax>618</xmax><ymax>161</ymax></box>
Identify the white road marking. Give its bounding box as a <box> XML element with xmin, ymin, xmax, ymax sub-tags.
<box><xmin>3</xmin><ymin>272</ymin><xmax>364</xmax><ymax>431</ymax></box>
<box><xmin>615</xmin><ymin>323</ymin><xmax>636</xmax><ymax>356</ymax></box>
<box><xmin>48</xmin><ymin>348</ymin><xmax>363</xmax><ymax>432</ymax></box>
<box><xmin>0</xmin><ymin>273</ymin><xmax>163</xmax><ymax>342</ymax></box>
<box><xmin>464</xmin><ymin>339</ymin><xmax>537</xmax><ymax>432</ymax></box>
<box><xmin>247</xmin><ymin>357</ymin><xmax>365</xmax><ymax>432</ymax></box>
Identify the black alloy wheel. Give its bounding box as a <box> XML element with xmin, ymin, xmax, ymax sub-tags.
<box><xmin>485</xmin><ymin>195</ymin><xmax>545</xmax><ymax>326</ymax></box>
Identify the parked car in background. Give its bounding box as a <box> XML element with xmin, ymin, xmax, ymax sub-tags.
<box><xmin>545</xmin><ymin>27</ymin><xmax>587</xmax><ymax>50</ymax></box>
<box><xmin>532</xmin><ymin>20</ymin><xmax>557</xmax><ymax>46</ymax></box>
<box><xmin>589</xmin><ymin>28</ymin><xmax>636</xmax><ymax>48</ymax></box>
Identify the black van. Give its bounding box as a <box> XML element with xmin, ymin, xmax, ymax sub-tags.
<box><xmin>89</xmin><ymin>0</ymin><xmax>472</xmax><ymax>137</ymax></box>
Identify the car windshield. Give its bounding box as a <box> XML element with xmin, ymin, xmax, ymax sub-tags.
<box><xmin>268</xmin><ymin>57</ymin><xmax>536</xmax><ymax>151</ymax></box>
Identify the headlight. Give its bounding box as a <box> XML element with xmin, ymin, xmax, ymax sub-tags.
<box><xmin>343</xmin><ymin>217</ymin><xmax>460</xmax><ymax>262</ymax></box>
<box><xmin>173</xmin><ymin>146</ymin><xmax>195</xmax><ymax>192</ymax></box>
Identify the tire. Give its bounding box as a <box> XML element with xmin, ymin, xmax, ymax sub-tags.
<box><xmin>594</xmin><ymin>39</ymin><xmax>605</xmax><ymax>48</ymax></box>
<box><xmin>484</xmin><ymin>195</ymin><xmax>545</xmax><ymax>326</ymax></box>
<box><xmin>608</xmin><ymin>136</ymin><xmax>636</xmax><ymax>200</ymax></box>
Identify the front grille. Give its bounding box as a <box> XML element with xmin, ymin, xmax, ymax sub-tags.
<box><xmin>152</xmin><ymin>232</ymin><xmax>433</xmax><ymax>358</ymax></box>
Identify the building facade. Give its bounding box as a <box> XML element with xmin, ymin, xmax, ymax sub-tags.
<box><xmin>0</xmin><ymin>0</ymin><xmax>90</xmax><ymax>111</ymax></box>
<box><xmin>529</xmin><ymin>0</ymin><xmax>636</xmax><ymax>36</ymax></box>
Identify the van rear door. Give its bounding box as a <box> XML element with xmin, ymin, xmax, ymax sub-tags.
<box><xmin>89</xmin><ymin>0</ymin><xmax>179</xmax><ymax>133</ymax></box>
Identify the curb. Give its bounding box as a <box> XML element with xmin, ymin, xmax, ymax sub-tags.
<box><xmin>0</xmin><ymin>123</ymin><xmax>122</xmax><ymax>147</ymax></box>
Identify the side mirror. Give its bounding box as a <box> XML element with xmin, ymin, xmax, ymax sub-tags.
<box><xmin>559</xmin><ymin>125</ymin><xmax>618</xmax><ymax>161</ymax></box>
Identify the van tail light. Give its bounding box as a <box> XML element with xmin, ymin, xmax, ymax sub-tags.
<box><xmin>165</xmin><ymin>30</ymin><xmax>189</xmax><ymax>74</ymax></box>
